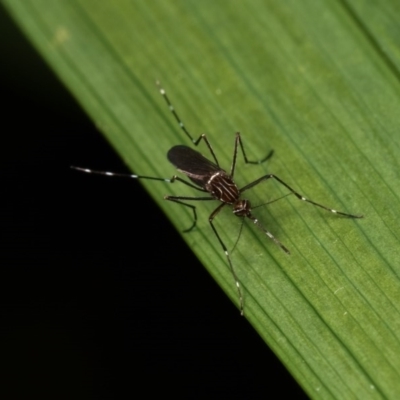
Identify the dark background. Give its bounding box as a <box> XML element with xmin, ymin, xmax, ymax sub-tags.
<box><xmin>0</xmin><ymin>6</ymin><xmax>307</xmax><ymax>399</ymax></box>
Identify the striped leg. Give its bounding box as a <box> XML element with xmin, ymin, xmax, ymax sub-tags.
<box><xmin>240</xmin><ymin>174</ymin><xmax>363</xmax><ymax>218</ymax></box>
<box><xmin>209</xmin><ymin>203</ymin><xmax>244</xmax><ymax>316</ymax></box>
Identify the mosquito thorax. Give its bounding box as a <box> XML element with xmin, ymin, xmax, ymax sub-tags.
<box><xmin>205</xmin><ymin>171</ymin><xmax>240</xmax><ymax>204</ymax></box>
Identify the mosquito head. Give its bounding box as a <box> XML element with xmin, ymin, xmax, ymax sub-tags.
<box><xmin>233</xmin><ymin>199</ymin><xmax>252</xmax><ymax>218</ymax></box>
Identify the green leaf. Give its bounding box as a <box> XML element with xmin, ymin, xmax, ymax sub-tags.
<box><xmin>4</xmin><ymin>0</ymin><xmax>400</xmax><ymax>397</ymax></box>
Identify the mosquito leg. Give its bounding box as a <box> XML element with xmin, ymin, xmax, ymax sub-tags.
<box><xmin>248</xmin><ymin>216</ymin><xmax>291</xmax><ymax>254</ymax></box>
<box><xmin>70</xmin><ymin>166</ymin><xmax>175</xmax><ymax>182</ymax></box>
<box><xmin>71</xmin><ymin>167</ymin><xmax>209</xmax><ymax>193</ymax></box>
<box><xmin>231</xmin><ymin>218</ymin><xmax>244</xmax><ymax>254</ymax></box>
<box><xmin>229</xmin><ymin>131</ymin><xmax>240</xmax><ymax>178</ymax></box>
<box><xmin>71</xmin><ymin>166</ymin><xmax>215</xmax><ymax>231</ymax></box>
<box><xmin>240</xmin><ymin>174</ymin><xmax>363</xmax><ymax>218</ymax></box>
<box><xmin>236</xmin><ymin>132</ymin><xmax>274</xmax><ymax>166</ymax></box>
<box><xmin>170</xmin><ymin>176</ymin><xmax>209</xmax><ymax>192</ymax></box>
<box><xmin>252</xmin><ymin>193</ymin><xmax>293</xmax><ymax>210</ymax></box>
<box><xmin>209</xmin><ymin>203</ymin><xmax>244</xmax><ymax>316</ymax></box>
<box><xmin>165</xmin><ymin>196</ymin><xmax>214</xmax><ymax>232</ymax></box>
<box><xmin>156</xmin><ymin>81</ymin><xmax>195</xmax><ymax>143</ymax></box>
<box><xmin>193</xmin><ymin>134</ymin><xmax>220</xmax><ymax>167</ymax></box>
<box><xmin>230</xmin><ymin>132</ymin><xmax>274</xmax><ymax>178</ymax></box>
<box><xmin>156</xmin><ymin>81</ymin><xmax>220</xmax><ymax>166</ymax></box>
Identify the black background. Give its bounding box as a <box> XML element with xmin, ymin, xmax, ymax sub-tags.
<box><xmin>0</xmin><ymin>6</ymin><xmax>307</xmax><ymax>399</ymax></box>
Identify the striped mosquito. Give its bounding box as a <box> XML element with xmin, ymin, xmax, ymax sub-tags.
<box><xmin>72</xmin><ymin>82</ymin><xmax>363</xmax><ymax>315</ymax></box>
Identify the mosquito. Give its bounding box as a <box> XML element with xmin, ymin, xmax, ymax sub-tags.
<box><xmin>72</xmin><ymin>81</ymin><xmax>363</xmax><ymax>315</ymax></box>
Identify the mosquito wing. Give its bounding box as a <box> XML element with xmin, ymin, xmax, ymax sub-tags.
<box><xmin>167</xmin><ymin>145</ymin><xmax>222</xmax><ymax>187</ymax></box>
